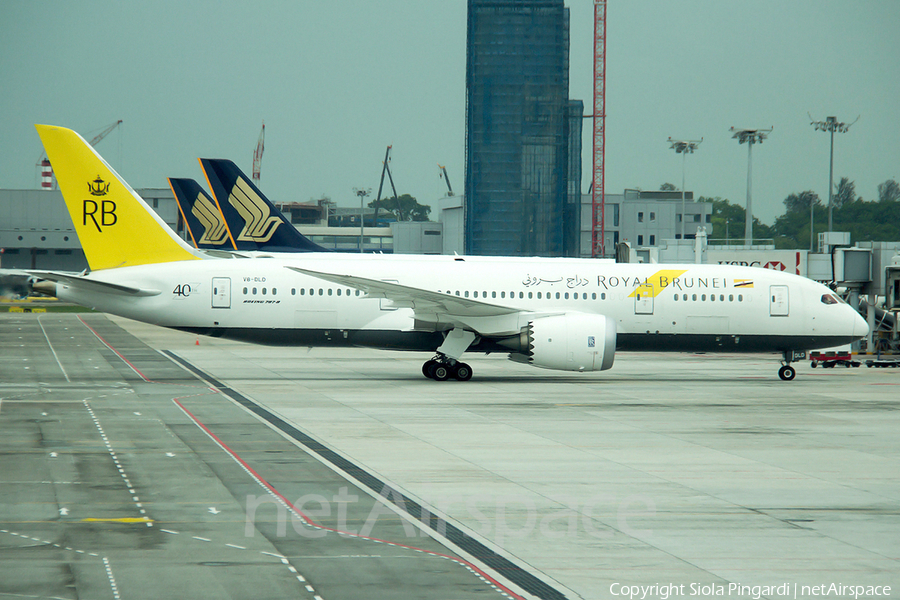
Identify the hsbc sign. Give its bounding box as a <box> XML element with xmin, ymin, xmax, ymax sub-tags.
<box><xmin>707</xmin><ymin>250</ymin><xmax>808</xmax><ymax>277</ymax></box>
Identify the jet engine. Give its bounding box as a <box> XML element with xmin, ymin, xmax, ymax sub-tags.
<box><xmin>501</xmin><ymin>313</ymin><xmax>617</xmax><ymax>372</ymax></box>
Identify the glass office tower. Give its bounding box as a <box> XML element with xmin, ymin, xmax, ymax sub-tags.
<box><xmin>465</xmin><ymin>0</ymin><xmax>574</xmax><ymax>256</ymax></box>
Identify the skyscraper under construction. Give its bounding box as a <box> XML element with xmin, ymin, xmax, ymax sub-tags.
<box><xmin>465</xmin><ymin>0</ymin><xmax>579</xmax><ymax>256</ymax></box>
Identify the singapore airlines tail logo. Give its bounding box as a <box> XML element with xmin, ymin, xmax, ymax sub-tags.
<box><xmin>191</xmin><ymin>192</ymin><xmax>229</xmax><ymax>245</ymax></box>
<box><xmin>229</xmin><ymin>177</ymin><xmax>280</xmax><ymax>243</ymax></box>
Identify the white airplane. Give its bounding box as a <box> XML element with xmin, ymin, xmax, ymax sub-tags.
<box><xmin>32</xmin><ymin>125</ymin><xmax>868</xmax><ymax>381</ymax></box>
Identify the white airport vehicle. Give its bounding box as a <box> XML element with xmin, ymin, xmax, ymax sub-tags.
<box><xmin>32</xmin><ymin>125</ymin><xmax>868</xmax><ymax>381</ymax></box>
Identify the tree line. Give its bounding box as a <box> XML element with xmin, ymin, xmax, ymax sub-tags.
<box><xmin>700</xmin><ymin>178</ymin><xmax>900</xmax><ymax>249</ymax></box>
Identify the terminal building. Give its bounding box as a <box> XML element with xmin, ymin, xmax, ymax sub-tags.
<box><xmin>580</xmin><ymin>189</ymin><xmax>712</xmax><ymax>258</ymax></box>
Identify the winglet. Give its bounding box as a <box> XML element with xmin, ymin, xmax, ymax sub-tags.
<box><xmin>35</xmin><ymin>125</ymin><xmax>200</xmax><ymax>270</ymax></box>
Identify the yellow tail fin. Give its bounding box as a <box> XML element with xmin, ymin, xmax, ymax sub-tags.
<box><xmin>35</xmin><ymin>125</ymin><xmax>200</xmax><ymax>271</ymax></box>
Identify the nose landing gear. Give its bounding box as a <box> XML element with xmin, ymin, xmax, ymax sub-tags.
<box><xmin>779</xmin><ymin>350</ymin><xmax>805</xmax><ymax>380</ymax></box>
<box><xmin>778</xmin><ymin>364</ymin><xmax>796</xmax><ymax>381</ymax></box>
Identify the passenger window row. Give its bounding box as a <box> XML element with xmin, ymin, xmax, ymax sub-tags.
<box><xmin>437</xmin><ymin>290</ymin><xmax>607</xmax><ymax>301</ymax></box>
<box><xmin>673</xmin><ymin>294</ymin><xmax>743</xmax><ymax>302</ymax></box>
<box><xmin>238</xmin><ymin>287</ymin><xmax>741</xmax><ymax>303</ymax></box>
<box><xmin>242</xmin><ymin>287</ymin><xmax>278</xmax><ymax>296</ymax></box>
<box><xmin>242</xmin><ymin>287</ymin><xmax>363</xmax><ymax>297</ymax></box>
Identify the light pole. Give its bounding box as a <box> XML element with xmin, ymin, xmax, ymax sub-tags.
<box><xmin>353</xmin><ymin>187</ymin><xmax>371</xmax><ymax>253</ymax></box>
<box><xmin>730</xmin><ymin>127</ymin><xmax>772</xmax><ymax>246</ymax></box>
<box><xmin>667</xmin><ymin>137</ymin><xmax>702</xmax><ymax>241</ymax></box>
<box><xmin>810</xmin><ymin>194</ymin><xmax>815</xmax><ymax>251</ymax></box>
<box><xmin>809</xmin><ymin>114</ymin><xmax>857</xmax><ymax>232</ymax></box>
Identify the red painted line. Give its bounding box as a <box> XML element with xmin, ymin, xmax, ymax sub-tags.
<box><xmin>74</xmin><ymin>315</ymin><xmax>526</xmax><ymax>599</ymax></box>
<box><xmin>78</xmin><ymin>315</ymin><xmax>150</xmax><ymax>381</ymax></box>
<box><xmin>173</xmin><ymin>397</ymin><xmax>526</xmax><ymax>600</ymax></box>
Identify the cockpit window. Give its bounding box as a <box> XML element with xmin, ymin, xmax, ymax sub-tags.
<box><xmin>820</xmin><ymin>294</ymin><xmax>839</xmax><ymax>305</ymax></box>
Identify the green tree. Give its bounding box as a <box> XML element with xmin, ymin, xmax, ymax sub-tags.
<box><xmin>705</xmin><ymin>178</ymin><xmax>900</xmax><ymax>250</ymax></box>
<box><xmin>702</xmin><ymin>196</ymin><xmax>773</xmax><ymax>243</ymax></box>
<box><xmin>782</xmin><ymin>190</ymin><xmax>822</xmax><ymax>214</ymax></box>
<box><xmin>660</xmin><ymin>182</ymin><xmax>677</xmax><ymax>191</ymax></box>
<box><xmin>830</xmin><ymin>184</ymin><xmax>900</xmax><ymax>242</ymax></box>
<box><xmin>369</xmin><ymin>194</ymin><xmax>431</xmax><ymax>222</ymax></box>
<box><xmin>832</xmin><ymin>177</ymin><xmax>857</xmax><ymax>210</ymax></box>
<box><xmin>772</xmin><ymin>191</ymin><xmax>825</xmax><ymax>249</ymax></box>
<box><xmin>878</xmin><ymin>179</ymin><xmax>900</xmax><ymax>203</ymax></box>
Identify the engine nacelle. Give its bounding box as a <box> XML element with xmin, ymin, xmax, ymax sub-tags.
<box><xmin>506</xmin><ymin>313</ymin><xmax>617</xmax><ymax>372</ymax></box>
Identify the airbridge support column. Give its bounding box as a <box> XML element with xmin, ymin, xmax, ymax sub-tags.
<box><xmin>867</xmin><ymin>300</ymin><xmax>876</xmax><ymax>352</ymax></box>
<box><xmin>846</xmin><ymin>287</ymin><xmax>862</xmax><ymax>351</ymax></box>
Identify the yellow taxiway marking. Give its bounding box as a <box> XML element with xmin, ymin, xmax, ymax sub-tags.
<box><xmin>81</xmin><ymin>517</ymin><xmax>154</xmax><ymax>524</ymax></box>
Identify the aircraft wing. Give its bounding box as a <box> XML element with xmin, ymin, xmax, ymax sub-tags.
<box><xmin>285</xmin><ymin>266</ymin><xmax>518</xmax><ymax>318</ymax></box>
<box><xmin>28</xmin><ymin>271</ymin><xmax>161</xmax><ymax>297</ymax></box>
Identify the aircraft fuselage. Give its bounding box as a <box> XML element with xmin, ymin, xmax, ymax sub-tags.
<box><xmin>55</xmin><ymin>253</ymin><xmax>865</xmax><ymax>357</ymax></box>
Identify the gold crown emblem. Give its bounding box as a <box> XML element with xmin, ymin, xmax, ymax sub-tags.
<box><xmin>88</xmin><ymin>176</ymin><xmax>109</xmax><ymax>196</ymax></box>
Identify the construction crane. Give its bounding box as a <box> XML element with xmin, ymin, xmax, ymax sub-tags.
<box><xmin>438</xmin><ymin>164</ymin><xmax>454</xmax><ymax>197</ymax></box>
<box><xmin>252</xmin><ymin>121</ymin><xmax>265</xmax><ymax>184</ymax></box>
<box><xmin>591</xmin><ymin>0</ymin><xmax>607</xmax><ymax>258</ymax></box>
<box><xmin>37</xmin><ymin>119</ymin><xmax>122</xmax><ymax>189</ymax></box>
<box><xmin>372</xmin><ymin>146</ymin><xmax>400</xmax><ymax>225</ymax></box>
<box><xmin>88</xmin><ymin>120</ymin><xmax>123</xmax><ymax>146</ymax></box>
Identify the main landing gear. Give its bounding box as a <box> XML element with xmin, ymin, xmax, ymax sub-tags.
<box><xmin>421</xmin><ymin>328</ymin><xmax>477</xmax><ymax>382</ymax></box>
<box><xmin>422</xmin><ymin>357</ymin><xmax>473</xmax><ymax>381</ymax></box>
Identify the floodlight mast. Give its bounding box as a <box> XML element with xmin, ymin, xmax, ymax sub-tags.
<box><xmin>730</xmin><ymin>127</ymin><xmax>772</xmax><ymax>246</ymax></box>
<box><xmin>353</xmin><ymin>187</ymin><xmax>371</xmax><ymax>253</ymax></box>
<box><xmin>667</xmin><ymin>138</ymin><xmax>702</xmax><ymax>241</ymax></box>
<box><xmin>809</xmin><ymin>114</ymin><xmax>858</xmax><ymax>232</ymax></box>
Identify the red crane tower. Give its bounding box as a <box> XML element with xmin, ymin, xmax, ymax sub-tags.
<box><xmin>591</xmin><ymin>0</ymin><xmax>607</xmax><ymax>258</ymax></box>
<box><xmin>252</xmin><ymin>121</ymin><xmax>265</xmax><ymax>184</ymax></box>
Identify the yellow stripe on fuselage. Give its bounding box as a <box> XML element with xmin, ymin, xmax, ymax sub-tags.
<box><xmin>627</xmin><ymin>269</ymin><xmax>688</xmax><ymax>298</ymax></box>
<box><xmin>36</xmin><ymin>125</ymin><xmax>200</xmax><ymax>271</ymax></box>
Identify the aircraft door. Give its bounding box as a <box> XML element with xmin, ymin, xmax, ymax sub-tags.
<box><xmin>212</xmin><ymin>277</ymin><xmax>231</xmax><ymax>309</ymax></box>
<box><xmin>769</xmin><ymin>285</ymin><xmax>788</xmax><ymax>316</ymax></box>
<box><xmin>634</xmin><ymin>287</ymin><xmax>654</xmax><ymax>315</ymax></box>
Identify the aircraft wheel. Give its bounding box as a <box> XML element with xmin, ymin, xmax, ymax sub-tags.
<box><xmin>778</xmin><ymin>365</ymin><xmax>796</xmax><ymax>381</ymax></box>
<box><xmin>453</xmin><ymin>362</ymin><xmax>473</xmax><ymax>382</ymax></box>
<box><xmin>432</xmin><ymin>363</ymin><xmax>451</xmax><ymax>381</ymax></box>
<box><xmin>423</xmin><ymin>360</ymin><xmax>437</xmax><ymax>379</ymax></box>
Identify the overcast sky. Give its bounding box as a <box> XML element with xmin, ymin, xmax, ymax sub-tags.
<box><xmin>1</xmin><ymin>1</ymin><xmax>897</xmax><ymax>225</ymax></box>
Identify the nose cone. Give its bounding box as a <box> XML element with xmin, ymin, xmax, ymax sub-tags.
<box><xmin>851</xmin><ymin>308</ymin><xmax>869</xmax><ymax>339</ymax></box>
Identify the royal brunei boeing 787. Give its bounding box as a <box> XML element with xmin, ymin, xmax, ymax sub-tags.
<box><xmin>32</xmin><ymin>125</ymin><xmax>868</xmax><ymax>381</ymax></box>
